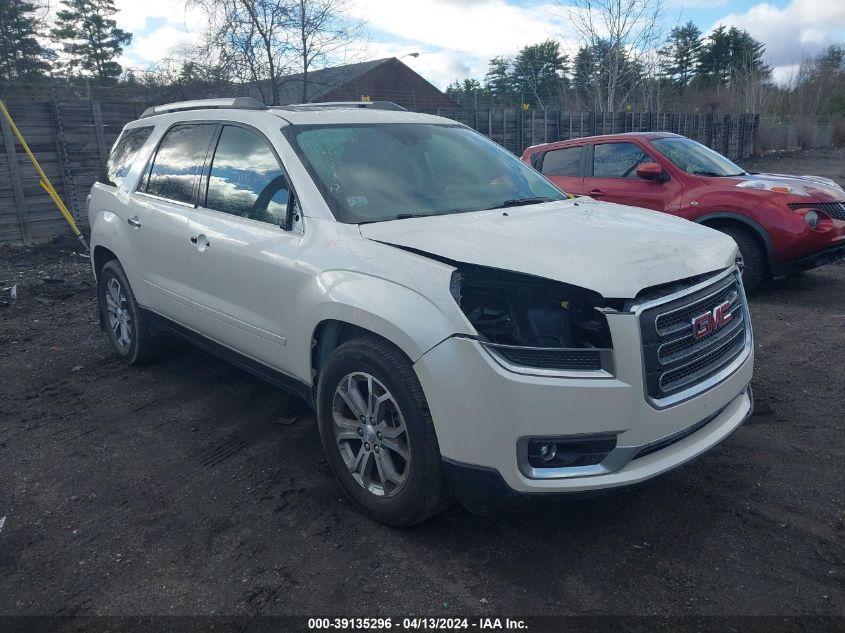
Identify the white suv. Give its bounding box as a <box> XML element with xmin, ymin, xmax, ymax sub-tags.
<box><xmin>88</xmin><ymin>98</ymin><xmax>754</xmax><ymax>526</ymax></box>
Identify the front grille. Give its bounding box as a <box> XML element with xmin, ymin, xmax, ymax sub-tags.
<box><xmin>486</xmin><ymin>344</ymin><xmax>603</xmax><ymax>370</ymax></box>
<box><xmin>788</xmin><ymin>201</ymin><xmax>845</xmax><ymax>220</ymax></box>
<box><xmin>639</xmin><ymin>272</ymin><xmax>750</xmax><ymax>404</ymax></box>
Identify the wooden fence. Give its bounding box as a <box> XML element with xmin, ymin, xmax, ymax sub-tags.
<box><xmin>421</xmin><ymin>109</ymin><xmax>760</xmax><ymax>162</ymax></box>
<box><xmin>1</xmin><ymin>100</ymin><xmax>145</xmax><ymax>244</ymax></box>
<box><xmin>0</xmin><ymin>100</ymin><xmax>760</xmax><ymax>244</ymax></box>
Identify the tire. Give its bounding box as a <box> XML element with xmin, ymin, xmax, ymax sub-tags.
<box><xmin>97</xmin><ymin>260</ymin><xmax>164</xmax><ymax>365</ymax></box>
<box><xmin>719</xmin><ymin>226</ymin><xmax>766</xmax><ymax>292</ymax></box>
<box><xmin>316</xmin><ymin>336</ymin><xmax>450</xmax><ymax>527</ymax></box>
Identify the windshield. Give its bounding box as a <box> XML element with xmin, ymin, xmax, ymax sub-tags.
<box><xmin>283</xmin><ymin>123</ymin><xmax>565</xmax><ymax>224</ymax></box>
<box><xmin>651</xmin><ymin>137</ymin><xmax>746</xmax><ymax>177</ymax></box>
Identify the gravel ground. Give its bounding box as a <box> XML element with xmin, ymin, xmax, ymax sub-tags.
<box><xmin>0</xmin><ymin>149</ymin><xmax>843</xmax><ymax>617</ymax></box>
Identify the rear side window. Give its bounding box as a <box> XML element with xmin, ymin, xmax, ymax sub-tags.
<box><xmin>100</xmin><ymin>126</ymin><xmax>153</xmax><ymax>188</ymax></box>
<box><xmin>541</xmin><ymin>147</ymin><xmax>582</xmax><ymax>176</ymax></box>
<box><xmin>592</xmin><ymin>142</ymin><xmax>650</xmax><ymax>178</ymax></box>
<box><xmin>143</xmin><ymin>124</ymin><xmax>215</xmax><ymax>204</ymax></box>
<box><xmin>205</xmin><ymin>125</ymin><xmax>290</xmax><ymax>225</ymax></box>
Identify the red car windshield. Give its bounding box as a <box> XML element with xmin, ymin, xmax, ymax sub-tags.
<box><xmin>651</xmin><ymin>137</ymin><xmax>746</xmax><ymax>177</ymax></box>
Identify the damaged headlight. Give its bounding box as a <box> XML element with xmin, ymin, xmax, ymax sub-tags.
<box><xmin>450</xmin><ymin>264</ymin><xmax>614</xmax><ymax>374</ymax></box>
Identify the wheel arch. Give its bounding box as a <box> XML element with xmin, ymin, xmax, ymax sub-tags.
<box><xmin>93</xmin><ymin>245</ymin><xmax>119</xmax><ymax>282</ymax></box>
<box><xmin>695</xmin><ymin>212</ymin><xmax>774</xmax><ymax>262</ymax></box>
<box><xmin>311</xmin><ymin>319</ymin><xmax>380</xmax><ymax>387</ymax></box>
<box><xmin>298</xmin><ymin>271</ymin><xmax>469</xmax><ymax>393</ymax></box>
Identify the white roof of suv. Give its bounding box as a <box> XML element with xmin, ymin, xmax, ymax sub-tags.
<box><xmin>135</xmin><ymin>97</ymin><xmax>452</xmax><ymax>128</ymax></box>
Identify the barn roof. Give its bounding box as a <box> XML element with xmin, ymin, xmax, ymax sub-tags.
<box><xmin>275</xmin><ymin>58</ymin><xmax>393</xmax><ymax>105</ymax></box>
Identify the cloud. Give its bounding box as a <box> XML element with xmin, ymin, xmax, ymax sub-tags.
<box><xmin>128</xmin><ymin>26</ymin><xmax>201</xmax><ymax>66</ymax></box>
<box><xmin>114</xmin><ymin>0</ymin><xmax>206</xmax><ymax>68</ymax></box>
<box><xmin>351</xmin><ymin>0</ymin><xmax>569</xmax><ymax>57</ymax></box>
<box><xmin>711</xmin><ymin>0</ymin><xmax>845</xmax><ymax>69</ymax></box>
<box><xmin>346</xmin><ymin>0</ymin><xmax>582</xmax><ymax>87</ymax></box>
<box><xmin>115</xmin><ymin>0</ymin><xmax>206</xmax><ymax>34</ymax></box>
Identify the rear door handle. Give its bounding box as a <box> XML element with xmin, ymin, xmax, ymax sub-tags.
<box><xmin>127</xmin><ymin>216</ymin><xmax>141</xmax><ymax>228</ymax></box>
<box><xmin>588</xmin><ymin>189</ymin><xmax>606</xmax><ymax>198</ymax></box>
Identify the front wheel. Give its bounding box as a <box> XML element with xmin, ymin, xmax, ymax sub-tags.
<box><xmin>316</xmin><ymin>336</ymin><xmax>450</xmax><ymax>526</ymax></box>
<box><xmin>719</xmin><ymin>226</ymin><xmax>766</xmax><ymax>292</ymax></box>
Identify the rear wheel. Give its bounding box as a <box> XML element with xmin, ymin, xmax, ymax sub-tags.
<box><xmin>718</xmin><ymin>226</ymin><xmax>766</xmax><ymax>291</ymax></box>
<box><xmin>97</xmin><ymin>260</ymin><xmax>164</xmax><ymax>364</ymax></box>
<box><xmin>316</xmin><ymin>336</ymin><xmax>450</xmax><ymax>526</ymax></box>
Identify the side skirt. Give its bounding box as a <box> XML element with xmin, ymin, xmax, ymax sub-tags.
<box><xmin>142</xmin><ymin>308</ymin><xmax>315</xmax><ymax>409</ymax></box>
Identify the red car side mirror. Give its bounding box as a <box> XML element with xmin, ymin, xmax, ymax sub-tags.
<box><xmin>637</xmin><ymin>163</ymin><xmax>667</xmax><ymax>181</ymax></box>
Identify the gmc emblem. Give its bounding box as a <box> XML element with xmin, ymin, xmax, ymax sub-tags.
<box><xmin>691</xmin><ymin>301</ymin><xmax>733</xmax><ymax>339</ymax></box>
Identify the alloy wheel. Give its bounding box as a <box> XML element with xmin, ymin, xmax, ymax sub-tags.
<box><xmin>331</xmin><ymin>372</ymin><xmax>411</xmax><ymax>497</ymax></box>
<box><xmin>105</xmin><ymin>277</ymin><xmax>132</xmax><ymax>350</ymax></box>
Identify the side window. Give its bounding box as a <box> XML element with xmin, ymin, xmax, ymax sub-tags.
<box><xmin>144</xmin><ymin>124</ymin><xmax>215</xmax><ymax>204</ymax></box>
<box><xmin>205</xmin><ymin>125</ymin><xmax>289</xmax><ymax>225</ymax></box>
<box><xmin>100</xmin><ymin>126</ymin><xmax>153</xmax><ymax>188</ymax></box>
<box><xmin>592</xmin><ymin>143</ymin><xmax>650</xmax><ymax>179</ymax></box>
<box><xmin>541</xmin><ymin>147</ymin><xmax>582</xmax><ymax>177</ymax></box>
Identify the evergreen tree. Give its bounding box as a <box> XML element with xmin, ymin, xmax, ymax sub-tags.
<box><xmin>0</xmin><ymin>0</ymin><xmax>51</xmax><ymax>81</ymax></box>
<box><xmin>511</xmin><ymin>40</ymin><xmax>568</xmax><ymax>109</ymax></box>
<box><xmin>446</xmin><ymin>78</ymin><xmax>486</xmax><ymax>107</ymax></box>
<box><xmin>572</xmin><ymin>41</ymin><xmax>642</xmax><ymax>110</ymax></box>
<box><xmin>572</xmin><ymin>46</ymin><xmax>596</xmax><ymax>108</ymax></box>
<box><xmin>728</xmin><ymin>27</ymin><xmax>771</xmax><ymax>81</ymax></box>
<box><xmin>51</xmin><ymin>0</ymin><xmax>132</xmax><ymax>82</ymax></box>
<box><xmin>659</xmin><ymin>21</ymin><xmax>702</xmax><ymax>87</ymax></box>
<box><xmin>697</xmin><ymin>25</ymin><xmax>770</xmax><ymax>86</ymax></box>
<box><xmin>484</xmin><ymin>55</ymin><xmax>515</xmax><ymax>105</ymax></box>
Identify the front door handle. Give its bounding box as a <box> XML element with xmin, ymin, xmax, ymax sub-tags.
<box><xmin>190</xmin><ymin>234</ymin><xmax>210</xmax><ymax>252</ymax></box>
<box><xmin>127</xmin><ymin>216</ymin><xmax>141</xmax><ymax>228</ymax></box>
<box><xmin>588</xmin><ymin>189</ymin><xmax>606</xmax><ymax>198</ymax></box>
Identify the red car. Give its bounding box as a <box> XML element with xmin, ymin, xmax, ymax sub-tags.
<box><xmin>522</xmin><ymin>132</ymin><xmax>845</xmax><ymax>290</ymax></box>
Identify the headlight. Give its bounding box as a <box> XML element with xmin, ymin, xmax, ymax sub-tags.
<box><xmin>735</xmin><ymin>180</ymin><xmax>811</xmax><ymax>196</ymax></box>
<box><xmin>449</xmin><ymin>264</ymin><xmax>614</xmax><ymax>373</ymax></box>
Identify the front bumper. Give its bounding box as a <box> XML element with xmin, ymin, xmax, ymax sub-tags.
<box><xmin>413</xmin><ymin>311</ymin><xmax>753</xmax><ymax>502</ymax></box>
<box><xmin>771</xmin><ymin>244</ymin><xmax>845</xmax><ymax>278</ymax></box>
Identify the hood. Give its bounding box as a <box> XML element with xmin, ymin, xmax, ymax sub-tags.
<box><xmin>737</xmin><ymin>172</ymin><xmax>845</xmax><ymax>200</ymax></box>
<box><xmin>359</xmin><ymin>199</ymin><xmax>737</xmax><ymax>298</ymax></box>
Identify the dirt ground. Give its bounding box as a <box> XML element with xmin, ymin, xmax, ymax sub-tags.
<box><xmin>0</xmin><ymin>148</ymin><xmax>843</xmax><ymax>618</ymax></box>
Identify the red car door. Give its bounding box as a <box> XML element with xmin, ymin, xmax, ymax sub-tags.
<box><xmin>535</xmin><ymin>144</ymin><xmax>584</xmax><ymax>195</ymax></box>
<box><xmin>582</xmin><ymin>141</ymin><xmax>683</xmax><ymax>211</ymax></box>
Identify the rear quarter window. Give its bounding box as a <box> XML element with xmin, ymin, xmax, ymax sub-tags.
<box><xmin>541</xmin><ymin>146</ymin><xmax>582</xmax><ymax>176</ymax></box>
<box><xmin>100</xmin><ymin>126</ymin><xmax>153</xmax><ymax>188</ymax></box>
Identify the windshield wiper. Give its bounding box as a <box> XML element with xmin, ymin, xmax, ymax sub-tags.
<box><xmin>493</xmin><ymin>197</ymin><xmax>557</xmax><ymax>209</ymax></box>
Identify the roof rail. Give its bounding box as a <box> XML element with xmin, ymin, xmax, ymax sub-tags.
<box><xmin>272</xmin><ymin>101</ymin><xmax>407</xmax><ymax>112</ymax></box>
<box><xmin>139</xmin><ymin>97</ymin><xmax>267</xmax><ymax>119</ymax></box>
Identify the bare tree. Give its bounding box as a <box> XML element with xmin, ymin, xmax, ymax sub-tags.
<box><xmin>193</xmin><ymin>0</ymin><xmax>294</xmax><ymax>104</ymax></box>
<box><xmin>285</xmin><ymin>0</ymin><xmax>364</xmax><ymax>102</ymax></box>
<box><xmin>192</xmin><ymin>0</ymin><xmax>363</xmax><ymax>104</ymax></box>
<box><xmin>557</xmin><ymin>0</ymin><xmax>664</xmax><ymax>111</ymax></box>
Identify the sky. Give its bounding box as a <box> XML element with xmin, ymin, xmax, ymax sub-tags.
<box><xmin>113</xmin><ymin>0</ymin><xmax>845</xmax><ymax>88</ymax></box>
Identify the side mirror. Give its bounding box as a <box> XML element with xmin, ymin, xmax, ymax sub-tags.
<box><xmin>636</xmin><ymin>163</ymin><xmax>667</xmax><ymax>182</ymax></box>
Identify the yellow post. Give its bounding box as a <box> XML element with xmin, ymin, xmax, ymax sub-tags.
<box><xmin>0</xmin><ymin>99</ymin><xmax>88</xmax><ymax>251</ymax></box>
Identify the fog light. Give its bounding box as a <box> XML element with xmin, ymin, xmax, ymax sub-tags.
<box><xmin>525</xmin><ymin>435</ymin><xmax>618</xmax><ymax>469</ymax></box>
<box><xmin>539</xmin><ymin>443</ymin><xmax>557</xmax><ymax>462</ymax></box>
<box><xmin>805</xmin><ymin>210</ymin><xmax>819</xmax><ymax>229</ymax></box>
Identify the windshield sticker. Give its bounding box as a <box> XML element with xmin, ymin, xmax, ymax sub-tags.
<box><xmin>346</xmin><ymin>195</ymin><xmax>369</xmax><ymax>207</ymax></box>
